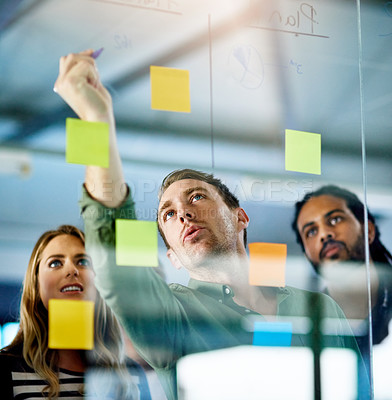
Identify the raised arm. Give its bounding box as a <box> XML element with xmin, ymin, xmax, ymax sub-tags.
<box><xmin>54</xmin><ymin>52</ymin><xmax>188</xmax><ymax>386</ymax></box>
<box><xmin>54</xmin><ymin>49</ymin><xmax>126</xmax><ymax>207</ymax></box>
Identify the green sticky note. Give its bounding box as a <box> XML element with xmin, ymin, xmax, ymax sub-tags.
<box><xmin>285</xmin><ymin>129</ymin><xmax>321</xmax><ymax>175</ymax></box>
<box><xmin>150</xmin><ymin>66</ymin><xmax>191</xmax><ymax>112</ymax></box>
<box><xmin>66</xmin><ymin>118</ymin><xmax>109</xmax><ymax>167</ymax></box>
<box><xmin>48</xmin><ymin>299</ymin><xmax>94</xmax><ymax>350</ymax></box>
<box><xmin>116</xmin><ymin>219</ymin><xmax>158</xmax><ymax>267</ymax></box>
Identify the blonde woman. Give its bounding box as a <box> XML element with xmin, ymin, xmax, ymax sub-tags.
<box><xmin>0</xmin><ymin>225</ymin><xmax>151</xmax><ymax>399</ymax></box>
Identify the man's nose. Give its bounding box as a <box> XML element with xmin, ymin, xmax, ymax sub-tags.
<box><xmin>320</xmin><ymin>226</ymin><xmax>335</xmax><ymax>242</ymax></box>
<box><xmin>178</xmin><ymin>208</ymin><xmax>194</xmax><ymax>223</ymax></box>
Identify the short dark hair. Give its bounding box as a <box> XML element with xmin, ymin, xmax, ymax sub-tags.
<box><xmin>292</xmin><ymin>185</ymin><xmax>392</xmax><ymax>265</ymax></box>
<box><xmin>158</xmin><ymin>169</ymin><xmax>247</xmax><ymax>248</ymax></box>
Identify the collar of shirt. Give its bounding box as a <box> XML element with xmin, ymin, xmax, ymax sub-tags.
<box><xmin>187</xmin><ymin>278</ymin><xmax>291</xmax><ymax>313</ymax></box>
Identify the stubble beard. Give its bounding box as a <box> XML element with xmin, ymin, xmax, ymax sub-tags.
<box><xmin>312</xmin><ymin>232</ymin><xmax>367</xmax><ymax>272</ymax></box>
<box><xmin>184</xmin><ymin>212</ymin><xmax>238</xmax><ymax>272</ymax></box>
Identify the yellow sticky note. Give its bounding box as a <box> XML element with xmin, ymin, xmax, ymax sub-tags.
<box><xmin>48</xmin><ymin>299</ymin><xmax>94</xmax><ymax>350</ymax></box>
<box><xmin>285</xmin><ymin>129</ymin><xmax>321</xmax><ymax>175</ymax></box>
<box><xmin>66</xmin><ymin>118</ymin><xmax>109</xmax><ymax>167</ymax></box>
<box><xmin>150</xmin><ymin>66</ymin><xmax>191</xmax><ymax>112</ymax></box>
<box><xmin>249</xmin><ymin>242</ymin><xmax>287</xmax><ymax>287</ymax></box>
<box><xmin>116</xmin><ymin>219</ymin><xmax>158</xmax><ymax>267</ymax></box>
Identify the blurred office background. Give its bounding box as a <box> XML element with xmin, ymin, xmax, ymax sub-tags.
<box><xmin>0</xmin><ymin>0</ymin><xmax>391</xmax><ymax>398</ymax></box>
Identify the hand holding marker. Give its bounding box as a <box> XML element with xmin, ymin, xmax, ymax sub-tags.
<box><xmin>53</xmin><ymin>48</ymin><xmax>103</xmax><ymax>93</ymax></box>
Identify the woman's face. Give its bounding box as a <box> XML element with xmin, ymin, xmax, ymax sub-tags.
<box><xmin>38</xmin><ymin>234</ymin><xmax>96</xmax><ymax>309</ymax></box>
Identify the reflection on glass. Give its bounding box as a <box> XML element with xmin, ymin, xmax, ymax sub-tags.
<box><xmin>0</xmin><ymin>0</ymin><xmax>391</xmax><ymax>398</ymax></box>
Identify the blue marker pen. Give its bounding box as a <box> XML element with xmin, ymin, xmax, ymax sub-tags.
<box><xmin>91</xmin><ymin>47</ymin><xmax>104</xmax><ymax>59</ymax></box>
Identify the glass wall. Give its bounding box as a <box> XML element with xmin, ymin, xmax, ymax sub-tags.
<box><xmin>0</xmin><ymin>0</ymin><xmax>391</xmax><ymax>398</ymax></box>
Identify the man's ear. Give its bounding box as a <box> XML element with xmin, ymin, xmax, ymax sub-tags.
<box><xmin>368</xmin><ymin>220</ymin><xmax>376</xmax><ymax>245</ymax></box>
<box><xmin>167</xmin><ymin>248</ymin><xmax>183</xmax><ymax>270</ymax></box>
<box><xmin>236</xmin><ymin>207</ymin><xmax>249</xmax><ymax>232</ymax></box>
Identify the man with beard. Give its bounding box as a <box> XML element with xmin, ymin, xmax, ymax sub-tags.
<box><xmin>55</xmin><ymin>50</ymin><xmax>362</xmax><ymax>400</ymax></box>
<box><xmin>292</xmin><ymin>185</ymin><xmax>392</xmax><ymax>345</ymax></box>
<box><xmin>293</xmin><ymin>186</ymin><xmax>392</xmax><ymax>398</ymax></box>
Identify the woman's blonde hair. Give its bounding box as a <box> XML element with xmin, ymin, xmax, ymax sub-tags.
<box><xmin>5</xmin><ymin>225</ymin><xmax>132</xmax><ymax>398</ymax></box>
